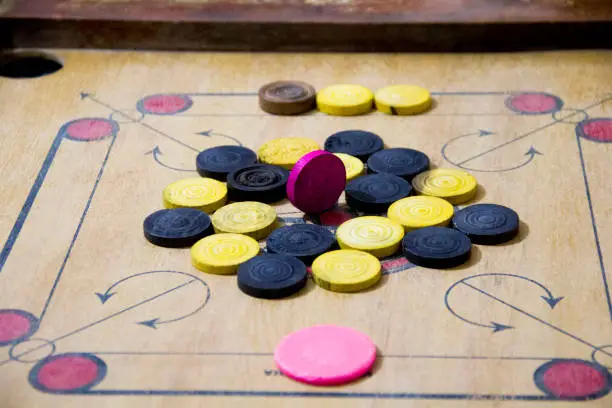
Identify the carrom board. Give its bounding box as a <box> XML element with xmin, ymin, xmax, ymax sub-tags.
<box><xmin>0</xmin><ymin>50</ymin><xmax>611</xmax><ymax>407</ymax></box>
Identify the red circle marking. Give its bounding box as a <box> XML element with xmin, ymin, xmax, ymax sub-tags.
<box><xmin>36</xmin><ymin>355</ymin><xmax>102</xmax><ymax>391</ymax></box>
<box><xmin>65</xmin><ymin>119</ymin><xmax>115</xmax><ymax>141</ymax></box>
<box><xmin>141</xmin><ymin>94</ymin><xmax>191</xmax><ymax>114</ymax></box>
<box><xmin>0</xmin><ymin>310</ymin><xmax>33</xmax><ymax>344</ymax></box>
<box><xmin>579</xmin><ymin>118</ymin><xmax>612</xmax><ymax>143</ymax></box>
<box><xmin>381</xmin><ymin>256</ymin><xmax>410</xmax><ymax>270</ymax></box>
<box><xmin>319</xmin><ymin>208</ymin><xmax>354</xmax><ymax>226</ymax></box>
<box><xmin>541</xmin><ymin>360</ymin><xmax>609</xmax><ymax>398</ymax></box>
<box><xmin>508</xmin><ymin>93</ymin><xmax>560</xmax><ymax>114</ymax></box>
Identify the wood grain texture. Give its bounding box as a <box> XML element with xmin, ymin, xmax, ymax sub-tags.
<box><xmin>2</xmin><ymin>0</ymin><xmax>612</xmax><ymax>23</ymax></box>
<box><xmin>1</xmin><ymin>0</ymin><xmax>612</xmax><ymax>51</ymax></box>
<box><xmin>0</xmin><ymin>50</ymin><xmax>611</xmax><ymax>407</ymax></box>
<box><xmin>2</xmin><ymin>20</ymin><xmax>612</xmax><ymax>52</ymax></box>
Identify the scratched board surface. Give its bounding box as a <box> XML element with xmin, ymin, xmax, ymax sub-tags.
<box><xmin>0</xmin><ymin>51</ymin><xmax>611</xmax><ymax>408</ymax></box>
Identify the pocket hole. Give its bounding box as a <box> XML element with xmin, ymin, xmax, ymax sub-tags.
<box><xmin>0</xmin><ymin>52</ymin><xmax>63</xmax><ymax>78</ymax></box>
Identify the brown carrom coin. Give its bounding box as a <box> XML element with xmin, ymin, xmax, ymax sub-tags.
<box><xmin>258</xmin><ymin>80</ymin><xmax>316</xmax><ymax>115</ymax></box>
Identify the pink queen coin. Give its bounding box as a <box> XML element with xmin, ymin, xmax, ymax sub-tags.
<box><xmin>287</xmin><ymin>150</ymin><xmax>346</xmax><ymax>214</ymax></box>
<box><xmin>274</xmin><ymin>325</ymin><xmax>377</xmax><ymax>386</ymax></box>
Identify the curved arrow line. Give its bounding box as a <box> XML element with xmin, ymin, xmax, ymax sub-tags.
<box><xmin>440</xmin><ymin>130</ymin><xmax>492</xmax><ymax>168</ymax></box>
<box><xmin>441</xmin><ymin>130</ymin><xmax>542</xmax><ymax>173</ymax></box>
<box><xmin>9</xmin><ymin>278</ymin><xmax>201</xmax><ymax>365</ymax></box>
<box><xmin>460</xmin><ymin>281</ymin><xmax>612</xmax><ymax>358</ymax></box>
<box><xmin>196</xmin><ymin>130</ymin><xmax>243</xmax><ymax>146</ymax></box>
<box><xmin>457</xmin><ymin>96</ymin><xmax>612</xmax><ymax>166</ymax></box>
<box><xmin>152</xmin><ymin>279</ymin><xmax>211</xmax><ymax>325</ymax></box>
<box><xmin>145</xmin><ymin>147</ymin><xmax>197</xmax><ymax>173</ymax></box>
<box><xmin>97</xmin><ymin>270</ymin><xmax>206</xmax><ymax>301</ymax></box>
<box><xmin>445</xmin><ymin>273</ymin><xmax>562</xmax><ymax>332</ymax></box>
<box><xmin>462</xmin><ymin>273</ymin><xmax>557</xmax><ymax>300</ymax></box>
<box><xmin>445</xmin><ymin>147</ymin><xmax>541</xmax><ymax>173</ymax></box>
<box><xmin>444</xmin><ymin>281</ymin><xmax>507</xmax><ymax>332</ymax></box>
<box><xmin>463</xmin><ymin>150</ymin><xmax>539</xmax><ymax>173</ymax></box>
<box><xmin>213</xmin><ymin>132</ymin><xmax>242</xmax><ymax>146</ymax></box>
<box><xmin>96</xmin><ymin>270</ymin><xmax>210</xmax><ymax>327</ymax></box>
<box><xmin>136</xmin><ymin>278</ymin><xmax>198</xmax><ymax>327</ymax></box>
<box><xmin>82</xmin><ymin>93</ymin><xmax>200</xmax><ymax>152</ymax></box>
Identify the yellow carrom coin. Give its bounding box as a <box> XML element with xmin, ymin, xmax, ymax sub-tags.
<box><xmin>191</xmin><ymin>233</ymin><xmax>260</xmax><ymax>275</ymax></box>
<box><xmin>387</xmin><ymin>196</ymin><xmax>454</xmax><ymax>231</ymax></box>
<box><xmin>211</xmin><ymin>201</ymin><xmax>278</xmax><ymax>240</ymax></box>
<box><xmin>316</xmin><ymin>84</ymin><xmax>374</xmax><ymax>116</ymax></box>
<box><xmin>374</xmin><ymin>85</ymin><xmax>432</xmax><ymax>115</ymax></box>
<box><xmin>411</xmin><ymin>168</ymin><xmax>478</xmax><ymax>205</ymax></box>
<box><xmin>162</xmin><ymin>177</ymin><xmax>227</xmax><ymax>213</ymax></box>
<box><xmin>257</xmin><ymin>137</ymin><xmax>320</xmax><ymax>169</ymax></box>
<box><xmin>333</xmin><ymin>153</ymin><xmax>365</xmax><ymax>181</ymax></box>
<box><xmin>336</xmin><ymin>216</ymin><xmax>404</xmax><ymax>258</ymax></box>
<box><xmin>311</xmin><ymin>249</ymin><xmax>381</xmax><ymax>293</ymax></box>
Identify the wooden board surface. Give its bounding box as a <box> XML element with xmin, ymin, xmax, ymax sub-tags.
<box><xmin>0</xmin><ymin>50</ymin><xmax>611</xmax><ymax>407</ymax></box>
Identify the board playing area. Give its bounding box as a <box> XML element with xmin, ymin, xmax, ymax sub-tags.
<box><xmin>0</xmin><ymin>50</ymin><xmax>611</xmax><ymax>407</ymax></box>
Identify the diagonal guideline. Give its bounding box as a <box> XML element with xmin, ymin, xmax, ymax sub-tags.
<box><xmin>575</xmin><ymin>134</ymin><xmax>612</xmax><ymax>320</ymax></box>
<box><xmin>81</xmin><ymin>92</ymin><xmax>200</xmax><ymax>152</ymax></box>
<box><xmin>0</xmin><ymin>278</ymin><xmax>199</xmax><ymax>368</ymax></box>
<box><xmin>456</xmin><ymin>96</ymin><xmax>612</xmax><ymax>166</ymax></box>
<box><xmin>460</xmin><ymin>281</ymin><xmax>612</xmax><ymax>359</ymax></box>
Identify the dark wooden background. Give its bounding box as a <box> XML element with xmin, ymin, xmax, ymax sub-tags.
<box><xmin>1</xmin><ymin>0</ymin><xmax>611</xmax><ymax>51</ymax></box>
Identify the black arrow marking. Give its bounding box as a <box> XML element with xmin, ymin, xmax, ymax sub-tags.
<box><xmin>134</xmin><ymin>278</ymin><xmax>203</xmax><ymax>329</ymax></box>
<box><xmin>442</xmin><ymin>129</ymin><xmax>543</xmax><ymax>172</ymax></box>
<box><xmin>473</xmin><ymin>273</ymin><xmax>562</xmax><ymax>309</ymax></box>
<box><xmin>144</xmin><ymin>146</ymin><xmax>197</xmax><ymax>173</ymax></box>
<box><xmin>445</xmin><ymin>292</ymin><xmax>514</xmax><ymax>333</ymax></box>
<box><xmin>440</xmin><ymin>129</ymin><xmax>495</xmax><ymax>162</ymax></box>
<box><xmin>445</xmin><ymin>273</ymin><xmax>565</xmax><ymax>333</ymax></box>
<box><xmin>9</xmin><ymin>277</ymin><xmax>207</xmax><ymax>365</ymax></box>
<box><xmin>464</xmin><ymin>146</ymin><xmax>542</xmax><ymax>173</ymax></box>
<box><xmin>460</xmin><ymin>281</ymin><xmax>612</xmax><ymax>359</ymax></box>
<box><xmin>95</xmin><ymin>270</ymin><xmax>210</xmax><ymax>328</ymax></box>
<box><xmin>196</xmin><ymin>129</ymin><xmax>242</xmax><ymax>146</ymax></box>
<box><xmin>137</xmin><ymin>318</ymin><xmax>160</xmax><ymax>329</ymax></box>
<box><xmin>456</xmin><ymin>96</ymin><xmax>612</xmax><ymax>166</ymax></box>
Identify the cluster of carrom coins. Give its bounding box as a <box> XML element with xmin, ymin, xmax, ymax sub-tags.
<box><xmin>259</xmin><ymin>80</ymin><xmax>432</xmax><ymax>116</ymax></box>
<box><xmin>143</xmin><ymin>80</ymin><xmax>521</xmax><ymax>387</ymax></box>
